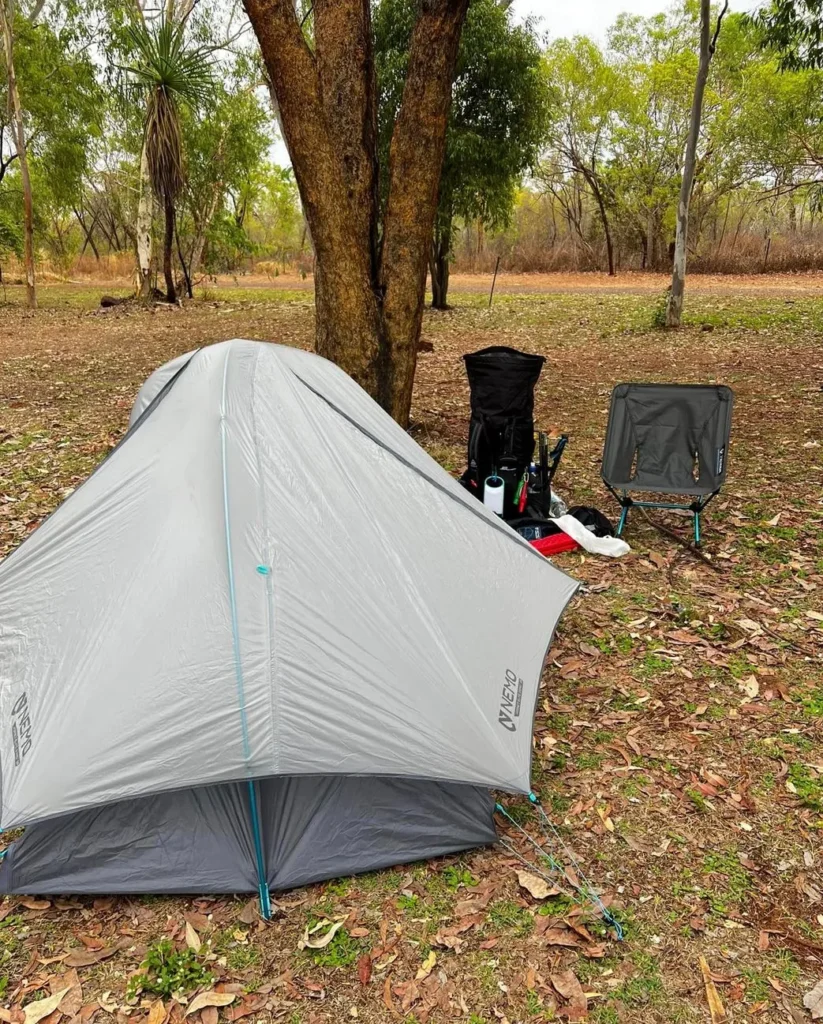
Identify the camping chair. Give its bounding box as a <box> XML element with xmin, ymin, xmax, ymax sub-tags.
<box><xmin>601</xmin><ymin>383</ymin><xmax>734</xmax><ymax>545</ymax></box>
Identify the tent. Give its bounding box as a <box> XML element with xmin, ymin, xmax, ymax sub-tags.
<box><xmin>0</xmin><ymin>340</ymin><xmax>576</xmax><ymax>910</ymax></box>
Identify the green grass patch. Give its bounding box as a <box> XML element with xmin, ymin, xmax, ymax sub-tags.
<box><xmin>441</xmin><ymin>864</ymin><xmax>477</xmax><ymax>890</ymax></box>
<box><xmin>487</xmin><ymin>899</ymin><xmax>534</xmax><ymax>936</ymax></box>
<box><xmin>788</xmin><ymin>762</ymin><xmax>823</xmax><ymax>811</ymax></box>
<box><xmin>701</xmin><ymin>849</ymin><xmax>752</xmax><ymax>916</ymax></box>
<box><xmin>127</xmin><ymin>938</ymin><xmax>214</xmax><ymax>999</ymax></box>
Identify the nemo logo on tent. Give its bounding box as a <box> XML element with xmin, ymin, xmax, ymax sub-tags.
<box><xmin>11</xmin><ymin>692</ymin><xmax>32</xmax><ymax>767</ymax></box>
<box><xmin>498</xmin><ymin>669</ymin><xmax>523</xmax><ymax>732</ymax></box>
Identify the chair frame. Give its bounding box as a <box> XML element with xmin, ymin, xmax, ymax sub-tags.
<box><xmin>604</xmin><ymin>483</ymin><xmax>719</xmax><ymax>546</ymax></box>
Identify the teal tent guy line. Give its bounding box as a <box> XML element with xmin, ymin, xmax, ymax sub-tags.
<box><xmin>220</xmin><ymin>347</ymin><xmax>271</xmax><ymax>920</ymax></box>
<box><xmin>494</xmin><ymin>796</ymin><xmax>623</xmax><ymax>940</ymax></box>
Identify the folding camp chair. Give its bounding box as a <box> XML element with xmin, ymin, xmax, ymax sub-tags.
<box><xmin>601</xmin><ymin>383</ymin><xmax>734</xmax><ymax>545</ymax></box>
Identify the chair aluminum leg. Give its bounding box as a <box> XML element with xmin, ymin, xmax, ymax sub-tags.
<box><xmin>693</xmin><ymin>511</ymin><xmax>701</xmax><ymax>547</ymax></box>
<box><xmin>617</xmin><ymin>505</ymin><xmax>629</xmax><ymax>536</ymax></box>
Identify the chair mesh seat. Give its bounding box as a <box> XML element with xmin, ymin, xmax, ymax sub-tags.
<box><xmin>602</xmin><ymin>383</ymin><xmax>734</xmax><ymax>497</ymax></box>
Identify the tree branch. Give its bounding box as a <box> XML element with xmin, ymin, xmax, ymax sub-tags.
<box><xmin>710</xmin><ymin>0</ymin><xmax>729</xmax><ymax>55</ymax></box>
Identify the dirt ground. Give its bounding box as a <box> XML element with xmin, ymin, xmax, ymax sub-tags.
<box><xmin>1</xmin><ymin>275</ymin><xmax>822</xmax><ymax>1024</ymax></box>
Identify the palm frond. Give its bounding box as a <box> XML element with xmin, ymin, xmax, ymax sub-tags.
<box><xmin>120</xmin><ymin>14</ymin><xmax>216</xmax><ymax>202</ymax></box>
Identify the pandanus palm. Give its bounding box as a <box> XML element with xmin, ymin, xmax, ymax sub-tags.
<box><xmin>123</xmin><ymin>17</ymin><xmax>214</xmax><ymax>301</ymax></box>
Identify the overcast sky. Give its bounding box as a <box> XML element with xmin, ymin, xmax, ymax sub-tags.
<box><xmin>510</xmin><ymin>0</ymin><xmax>759</xmax><ymax>40</ymax></box>
<box><xmin>511</xmin><ymin>0</ymin><xmax>670</xmax><ymax>38</ymax></box>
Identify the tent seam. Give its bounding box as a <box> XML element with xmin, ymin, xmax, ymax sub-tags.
<box><xmin>219</xmin><ymin>342</ymin><xmax>270</xmax><ymax>915</ymax></box>
<box><xmin>249</xmin><ymin>350</ymin><xmax>279</xmax><ymax>776</ymax></box>
<box><xmin>288</xmin><ymin>369</ymin><xmax>555</xmax><ymax>566</ymax></box>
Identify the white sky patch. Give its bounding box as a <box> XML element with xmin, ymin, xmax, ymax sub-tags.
<box><xmin>511</xmin><ymin>0</ymin><xmax>759</xmax><ymax>41</ymax></box>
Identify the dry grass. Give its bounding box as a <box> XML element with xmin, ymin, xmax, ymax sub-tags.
<box><xmin>1</xmin><ymin>279</ymin><xmax>822</xmax><ymax>1023</ymax></box>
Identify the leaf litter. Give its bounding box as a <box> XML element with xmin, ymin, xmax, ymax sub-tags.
<box><xmin>2</xmin><ymin>278</ymin><xmax>823</xmax><ymax>1021</ymax></box>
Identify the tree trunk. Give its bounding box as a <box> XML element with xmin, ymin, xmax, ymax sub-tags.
<box><xmin>74</xmin><ymin>207</ymin><xmax>101</xmax><ymax>260</ymax></box>
<box><xmin>163</xmin><ymin>196</ymin><xmax>177</xmax><ymax>302</ymax></box>
<box><xmin>429</xmin><ymin>227</ymin><xmax>451</xmax><ymax>310</ymax></box>
<box><xmin>136</xmin><ymin>142</ymin><xmax>153</xmax><ymax>301</ymax></box>
<box><xmin>666</xmin><ymin>0</ymin><xmax>728</xmax><ymax>327</ymax></box>
<box><xmin>175</xmin><ymin>222</ymin><xmax>192</xmax><ymax>298</ymax></box>
<box><xmin>578</xmin><ymin>163</ymin><xmax>614</xmax><ymax>276</ymax></box>
<box><xmin>1</xmin><ymin>0</ymin><xmax>35</xmax><ymax>308</ymax></box>
<box><xmin>569</xmin><ymin>146</ymin><xmax>615</xmax><ymax>277</ymax></box>
<box><xmin>243</xmin><ymin>0</ymin><xmax>469</xmax><ymax>426</ymax></box>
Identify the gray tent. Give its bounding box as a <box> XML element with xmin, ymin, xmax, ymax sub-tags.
<box><xmin>0</xmin><ymin>340</ymin><xmax>576</xmax><ymax>908</ymax></box>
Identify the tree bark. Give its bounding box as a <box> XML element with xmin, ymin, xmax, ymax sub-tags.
<box><xmin>136</xmin><ymin>142</ymin><xmax>154</xmax><ymax>301</ymax></box>
<box><xmin>666</xmin><ymin>0</ymin><xmax>728</xmax><ymax>327</ymax></box>
<box><xmin>1</xmin><ymin>0</ymin><xmax>36</xmax><ymax>308</ymax></box>
<box><xmin>243</xmin><ymin>0</ymin><xmax>469</xmax><ymax>426</ymax></box>
<box><xmin>163</xmin><ymin>195</ymin><xmax>177</xmax><ymax>302</ymax></box>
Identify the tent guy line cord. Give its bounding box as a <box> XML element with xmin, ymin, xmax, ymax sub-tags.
<box><xmin>220</xmin><ymin>345</ymin><xmax>272</xmax><ymax>920</ymax></box>
<box><xmin>495</xmin><ymin>793</ymin><xmax>623</xmax><ymax>940</ymax></box>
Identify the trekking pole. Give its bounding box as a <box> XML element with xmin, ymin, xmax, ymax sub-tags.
<box><xmin>488</xmin><ymin>255</ymin><xmax>501</xmax><ymax>309</ymax></box>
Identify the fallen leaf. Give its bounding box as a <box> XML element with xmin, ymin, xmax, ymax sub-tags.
<box><xmin>224</xmin><ymin>998</ymin><xmax>266</xmax><ymax>1021</ymax></box>
<box><xmin>699</xmin><ymin>956</ymin><xmax>727</xmax><ymax>1023</ymax></box>
<box><xmin>236</xmin><ymin>901</ymin><xmax>258</xmax><ymax>926</ymax></box>
<box><xmin>55</xmin><ymin>971</ymin><xmax>83</xmax><ymax>1017</ymax></box>
<box><xmin>64</xmin><ymin>947</ymin><xmax>117</xmax><ymax>968</ymax></box>
<box><xmin>146</xmin><ymin>1001</ymin><xmax>166</xmax><ymax>1024</ymax></box>
<box><xmin>649</xmin><ymin>551</ymin><xmax>666</xmax><ymax>568</ymax></box>
<box><xmin>185</xmin><ymin>922</ymin><xmax>201</xmax><ymax>953</ymax></box>
<box><xmin>349</xmin><ymin>927</ymin><xmax>369</xmax><ymax>938</ymax></box>
<box><xmin>516</xmin><ymin>870</ymin><xmax>559</xmax><ymax>900</ymax></box>
<box><xmin>550</xmin><ymin>971</ymin><xmax>586</xmax><ymax>1022</ymax></box>
<box><xmin>184</xmin><ymin>993</ymin><xmax>236</xmax><ymax>1017</ymax></box>
<box><xmin>739</xmin><ymin>676</ymin><xmax>759</xmax><ymax>699</ymax></box>
<box><xmin>20</xmin><ymin>899</ymin><xmax>51</xmax><ymax>911</ymax></box>
<box><xmin>357</xmin><ymin>955</ymin><xmax>371</xmax><ymax>986</ymax></box>
<box><xmin>540</xmin><ymin>927</ymin><xmax>580</xmax><ymax>948</ymax></box>
<box><xmin>415</xmin><ymin>951</ymin><xmax>436</xmax><ymax>980</ymax></box>
<box><xmin>804</xmin><ymin>980</ymin><xmax>823</xmax><ymax>1020</ymax></box>
<box><xmin>23</xmin><ymin>989</ymin><xmax>70</xmax><ymax>1024</ymax></box>
<box><xmin>382</xmin><ymin>977</ymin><xmax>394</xmax><ymax>1014</ymax></box>
<box><xmin>201</xmin><ymin>1009</ymin><xmax>218</xmax><ymax>1024</ymax></box>
<box><xmin>392</xmin><ymin>980</ymin><xmax>420</xmax><ymax>1013</ymax></box>
<box><xmin>185</xmin><ymin>912</ymin><xmax>211</xmax><ymax>932</ymax></box>
<box><xmin>298</xmin><ymin>919</ymin><xmax>344</xmax><ymax>950</ymax></box>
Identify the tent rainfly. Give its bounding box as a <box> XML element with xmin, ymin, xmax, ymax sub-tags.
<box><xmin>0</xmin><ymin>340</ymin><xmax>577</xmax><ymax>914</ymax></box>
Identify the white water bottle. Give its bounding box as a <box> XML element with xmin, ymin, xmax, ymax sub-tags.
<box><xmin>484</xmin><ymin>475</ymin><xmax>505</xmax><ymax>515</ymax></box>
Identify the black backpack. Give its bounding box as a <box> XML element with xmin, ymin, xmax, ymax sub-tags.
<box><xmin>460</xmin><ymin>346</ymin><xmax>545</xmax><ymax>517</ymax></box>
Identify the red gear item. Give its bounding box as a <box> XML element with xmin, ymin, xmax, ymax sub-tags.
<box><xmin>530</xmin><ymin>532</ymin><xmax>579</xmax><ymax>557</ymax></box>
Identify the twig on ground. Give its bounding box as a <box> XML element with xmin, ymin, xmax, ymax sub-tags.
<box><xmin>639</xmin><ymin>507</ymin><xmax>722</xmax><ymax>573</ymax></box>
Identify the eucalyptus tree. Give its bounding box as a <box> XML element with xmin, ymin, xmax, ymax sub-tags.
<box><xmin>541</xmin><ymin>36</ymin><xmax>621</xmax><ymax>275</ymax></box>
<box><xmin>666</xmin><ymin>0</ymin><xmax>728</xmax><ymax>327</ymax></box>
<box><xmin>243</xmin><ymin>0</ymin><xmax>471</xmax><ymax>426</ymax></box>
<box><xmin>0</xmin><ymin>0</ymin><xmax>102</xmax><ymax>298</ymax></box>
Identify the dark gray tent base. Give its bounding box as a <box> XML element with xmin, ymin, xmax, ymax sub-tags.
<box><xmin>0</xmin><ymin>776</ymin><xmax>496</xmax><ymax>897</ymax></box>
